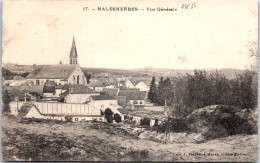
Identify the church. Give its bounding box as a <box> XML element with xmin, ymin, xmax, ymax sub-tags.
<box><xmin>26</xmin><ymin>37</ymin><xmax>87</xmax><ymax>86</ymax></box>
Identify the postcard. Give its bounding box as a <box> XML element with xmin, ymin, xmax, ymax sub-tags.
<box><xmin>2</xmin><ymin>0</ymin><xmax>258</xmax><ymax>162</ymax></box>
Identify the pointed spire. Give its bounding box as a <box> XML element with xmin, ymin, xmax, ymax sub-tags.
<box><xmin>70</xmin><ymin>36</ymin><xmax>78</xmax><ymax>58</ymax></box>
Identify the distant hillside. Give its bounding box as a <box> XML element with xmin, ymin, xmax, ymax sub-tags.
<box><xmin>2</xmin><ymin>63</ymin><xmax>245</xmax><ymax>80</ymax></box>
<box><xmin>2</xmin><ymin>67</ymin><xmax>14</xmax><ymax>79</ymax></box>
<box><xmin>123</xmin><ymin>68</ymin><xmax>245</xmax><ymax>79</ymax></box>
<box><xmin>208</xmin><ymin>68</ymin><xmax>245</xmax><ymax>79</ymax></box>
<box><xmin>2</xmin><ymin>64</ymin><xmax>34</xmax><ymax>74</ymax></box>
<box><xmin>81</xmin><ymin>67</ymin><xmax>148</xmax><ymax>78</ymax></box>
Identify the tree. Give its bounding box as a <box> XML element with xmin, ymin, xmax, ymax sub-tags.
<box><xmin>86</xmin><ymin>74</ymin><xmax>91</xmax><ymax>84</ymax></box>
<box><xmin>148</xmin><ymin>76</ymin><xmax>157</xmax><ymax>103</ymax></box>
<box><xmin>237</xmin><ymin>71</ymin><xmax>254</xmax><ymax>110</ymax></box>
<box><xmin>248</xmin><ymin>41</ymin><xmax>258</xmax><ymax>71</ymax></box>
<box><xmin>156</xmin><ymin>77</ymin><xmax>174</xmax><ymax>106</ymax></box>
<box><xmin>104</xmin><ymin>108</ymin><xmax>113</xmax><ymax>123</ymax></box>
<box><xmin>65</xmin><ymin>115</ymin><xmax>72</xmax><ymax>122</ymax></box>
<box><xmin>33</xmin><ymin>64</ymin><xmax>37</xmax><ymax>68</ymax></box>
<box><xmin>21</xmin><ymin>72</ymin><xmax>30</xmax><ymax>78</ymax></box>
<box><xmin>156</xmin><ymin>77</ymin><xmax>165</xmax><ymax>105</ymax></box>
<box><xmin>140</xmin><ymin>117</ymin><xmax>150</xmax><ymax>126</ymax></box>
<box><xmin>2</xmin><ymin>89</ymin><xmax>12</xmax><ymax>115</ymax></box>
<box><xmin>114</xmin><ymin>113</ymin><xmax>122</xmax><ymax>123</ymax></box>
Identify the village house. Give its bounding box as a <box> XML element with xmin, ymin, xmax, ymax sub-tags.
<box><xmin>4</xmin><ymin>85</ymin><xmax>44</xmax><ymax>101</ymax></box>
<box><xmin>42</xmin><ymin>85</ymin><xmax>56</xmax><ymax>101</ymax></box>
<box><xmin>55</xmin><ymin>84</ymin><xmax>69</xmax><ymax>97</ymax></box>
<box><xmin>87</xmin><ymin>95</ymin><xmax>122</xmax><ymax>113</ymax></box>
<box><xmin>63</xmin><ymin>84</ymin><xmax>99</xmax><ymax>103</ymax></box>
<box><xmin>124</xmin><ymin>79</ymin><xmax>135</xmax><ymax>88</ymax></box>
<box><xmin>105</xmin><ymin>78</ymin><xmax>118</xmax><ymax>88</ymax></box>
<box><xmin>100</xmin><ymin>88</ymin><xmax>128</xmax><ymax>107</ymax></box>
<box><xmin>135</xmin><ymin>81</ymin><xmax>150</xmax><ymax>92</ymax></box>
<box><xmin>42</xmin><ymin>81</ymin><xmax>59</xmax><ymax>101</ymax></box>
<box><xmin>88</xmin><ymin>78</ymin><xmax>117</xmax><ymax>92</ymax></box>
<box><xmin>134</xmin><ymin>80</ymin><xmax>150</xmax><ymax>99</ymax></box>
<box><xmin>101</xmin><ymin>88</ymin><xmax>119</xmax><ymax>97</ymax></box>
<box><xmin>88</xmin><ymin>80</ymin><xmax>105</xmax><ymax>92</ymax></box>
<box><xmin>118</xmin><ymin>90</ymin><xmax>146</xmax><ymax>109</ymax></box>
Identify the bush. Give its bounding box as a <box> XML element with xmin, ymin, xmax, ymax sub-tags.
<box><xmin>114</xmin><ymin>113</ymin><xmax>122</xmax><ymax>123</ymax></box>
<box><xmin>156</xmin><ymin>118</ymin><xmax>190</xmax><ymax>133</ymax></box>
<box><xmin>140</xmin><ymin>117</ymin><xmax>150</xmax><ymax>126</ymax></box>
<box><xmin>2</xmin><ymin>89</ymin><xmax>11</xmax><ymax>115</ymax></box>
<box><xmin>154</xmin><ymin>119</ymin><xmax>159</xmax><ymax>126</ymax></box>
<box><xmin>104</xmin><ymin>108</ymin><xmax>113</xmax><ymax>123</ymax></box>
<box><xmin>92</xmin><ymin>118</ymin><xmax>98</xmax><ymax>123</ymax></box>
<box><xmin>187</xmin><ymin>105</ymin><xmax>255</xmax><ymax>139</ymax></box>
<box><xmin>203</xmin><ymin>124</ymin><xmax>229</xmax><ymax>140</ymax></box>
<box><xmin>126</xmin><ymin>148</ymin><xmax>149</xmax><ymax>161</ymax></box>
<box><xmin>169</xmin><ymin>118</ymin><xmax>190</xmax><ymax>132</ymax></box>
<box><xmin>124</xmin><ymin>115</ymin><xmax>130</xmax><ymax>120</ymax></box>
<box><xmin>65</xmin><ymin>115</ymin><xmax>72</xmax><ymax>122</ymax></box>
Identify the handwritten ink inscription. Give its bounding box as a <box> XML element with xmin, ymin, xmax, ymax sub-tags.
<box><xmin>181</xmin><ymin>3</ymin><xmax>197</xmax><ymax>9</ymax></box>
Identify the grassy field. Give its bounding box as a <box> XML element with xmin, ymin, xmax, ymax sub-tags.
<box><xmin>2</xmin><ymin>116</ymin><xmax>257</xmax><ymax>162</ymax></box>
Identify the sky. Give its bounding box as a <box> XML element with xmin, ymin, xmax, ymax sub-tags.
<box><xmin>2</xmin><ymin>0</ymin><xmax>258</xmax><ymax>70</ymax></box>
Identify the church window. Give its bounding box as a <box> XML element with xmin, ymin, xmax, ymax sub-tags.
<box><xmin>36</xmin><ymin>80</ymin><xmax>40</xmax><ymax>85</ymax></box>
<box><xmin>77</xmin><ymin>75</ymin><xmax>79</xmax><ymax>84</ymax></box>
<box><xmin>73</xmin><ymin>75</ymin><xmax>76</xmax><ymax>84</ymax></box>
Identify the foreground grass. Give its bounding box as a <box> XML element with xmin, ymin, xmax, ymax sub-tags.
<box><xmin>2</xmin><ymin>116</ymin><xmax>258</xmax><ymax>162</ymax></box>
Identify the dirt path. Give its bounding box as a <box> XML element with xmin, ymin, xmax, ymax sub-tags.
<box><xmin>2</xmin><ymin>116</ymin><xmax>258</xmax><ymax>162</ymax></box>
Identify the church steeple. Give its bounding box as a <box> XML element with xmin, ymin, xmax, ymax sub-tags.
<box><xmin>69</xmin><ymin>36</ymin><xmax>78</xmax><ymax>65</ymax></box>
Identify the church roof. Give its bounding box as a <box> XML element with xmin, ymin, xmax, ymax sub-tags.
<box><xmin>70</xmin><ymin>37</ymin><xmax>78</xmax><ymax>58</ymax></box>
<box><xmin>26</xmin><ymin>65</ymin><xmax>77</xmax><ymax>79</ymax></box>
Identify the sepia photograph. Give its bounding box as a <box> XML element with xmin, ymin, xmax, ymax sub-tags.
<box><xmin>1</xmin><ymin>0</ymin><xmax>258</xmax><ymax>162</ymax></box>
